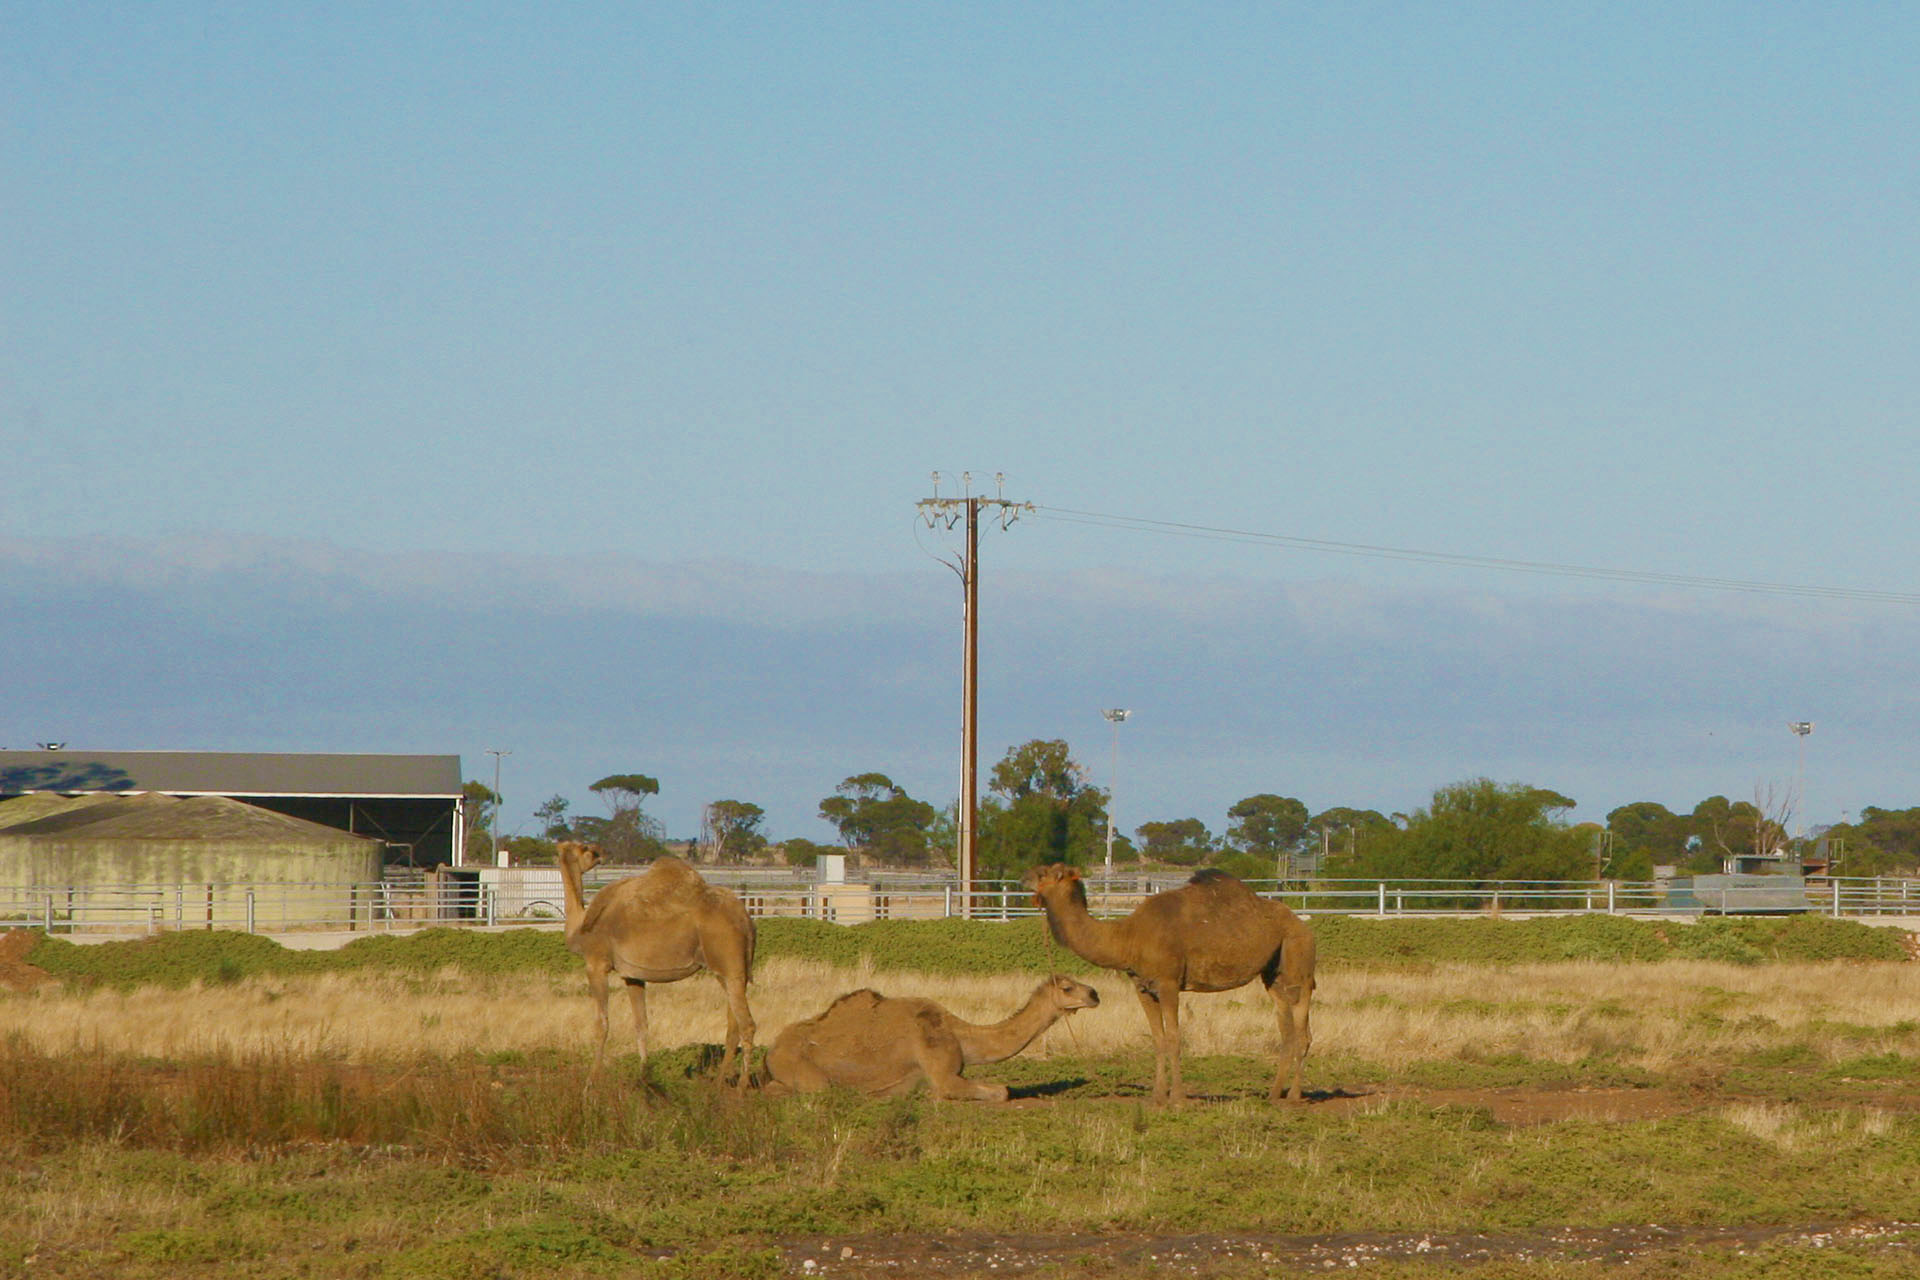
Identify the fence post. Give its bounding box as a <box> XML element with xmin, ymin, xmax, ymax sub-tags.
<box><xmin>1608</xmin><ymin>881</ymin><xmax>1616</xmax><ymax>915</ymax></box>
<box><xmin>944</xmin><ymin>885</ymin><xmax>952</xmax><ymax>918</ymax></box>
<box><xmin>246</xmin><ymin>890</ymin><xmax>256</xmax><ymax>935</ymax></box>
<box><xmin>44</xmin><ymin>892</ymin><xmax>54</xmax><ymax>933</ymax></box>
<box><xmin>1833</xmin><ymin>878</ymin><xmax>1842</xmax><ymax>919</ymax></box>
<box><xmin>1377</xmin><ymin>883</ymin><xmax>1387</xmax><ymax>918</ymax></box>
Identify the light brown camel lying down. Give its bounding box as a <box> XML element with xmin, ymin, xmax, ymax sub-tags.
<box><xmin>763</xmin><ymin>975</ymin><xmax>1100</xmax><ymax>1101</ymax></box>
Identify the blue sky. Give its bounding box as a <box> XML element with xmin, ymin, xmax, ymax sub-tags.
<box><xmin>4</xmin><ymin>5</ymin><xmax>1917</xmax><ymax>845</ymax></box>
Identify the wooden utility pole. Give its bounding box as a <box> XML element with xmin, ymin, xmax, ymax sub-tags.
<box><xmin>918</xmin><ymin>473</ymin><xmax>1029</xmax><ymax>917</ymax></box>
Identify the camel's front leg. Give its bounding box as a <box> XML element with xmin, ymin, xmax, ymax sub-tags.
<box><xmin>1134</xmin><ymin>981</ymin><xmax>1174</xmax><ymax>1104</ymax></box>
<box><xmin>623</xmin><ymin>978</ymin><xmax>650</xmax><ymax>1061</ymax></box>
<box><xmin>763</xmin><ymin>1040</ymin><xmax>829</xmax><ymax>1096</ymax></box>
<box><xmin>586</xmin><ymin>964</ymin><xmax>614</xmax><ymax>1067</ymax></box>
<box><xmin>1160</xmin><ymin>987</ymin><xmax>1186</xmax><ymax>1104</ymax></box>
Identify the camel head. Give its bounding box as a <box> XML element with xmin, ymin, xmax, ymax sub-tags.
<box><xmin>1041</xmin><ymin>974</ymin><xmax>1100</xmax><ymax>1013</ymax></box>
<box><xmin>1021</xmin><ymin>862</ymin><xmax>1085</xmax><ymax>909</ymax></box>
<box><xmin>556</xmin><ymin>841</ymin><xmax>605</xmax><ymax>874</ymax></box>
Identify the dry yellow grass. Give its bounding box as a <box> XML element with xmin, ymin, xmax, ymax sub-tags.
<box><xmin>4</xmin><ymin>956</ymin><xmax>1916</xmax><ymax>1072</ymax></box>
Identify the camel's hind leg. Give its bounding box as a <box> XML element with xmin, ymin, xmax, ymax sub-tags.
<box><xmin>916</xmin><ymin>1027</ymin><xmax>1007</xmax><ymax>1102</ymax></box>
<box><xmin>623</xmin><ymin>978</ymin><xmax>650</xmax><ymax>1062</ymax></box>
<box><xmin>716</xmin><ymin>972</ymin><xmax>757</xmax><ymax>1092</ymax></box>
<box><xmin>1266</xmin><ymin>932</ymin><xmax>1316</xmax><ymax>1102</ymax></box>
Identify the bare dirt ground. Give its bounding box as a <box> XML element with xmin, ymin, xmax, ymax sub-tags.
<box><xmin>0</xmin><ymin>930</ymin><xmax>49</xmax><ymax>992</ymax></box>
<box><xmin>773</xmin><ymin>1220</ymin><xmax>1920</xmax><ymax>1277</ymax></box>
<box><xmin>1002</xmin><ymin>1082</ymin><xmax>1703</xmax><ymax>1125</ymax></box>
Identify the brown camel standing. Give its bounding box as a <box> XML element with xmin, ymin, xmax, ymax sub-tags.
<box><xmin>556</xmin><ymin>841</ymin><xmax>756</xmax><ymax>1090</ymax></box>
<box><xmin>1022</xmin><ymin>863</ymin><xmax>1315</xmax><ymax>1105</ymax></box>
<box><xmin>763</xmin><ymin>974</ymin><xmax>1100</xmax><ymax>1101</ymax></box>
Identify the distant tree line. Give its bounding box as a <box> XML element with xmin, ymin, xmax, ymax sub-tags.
<box><xmin>464</xmin><ymin>739</ymin><xmax>1920</xmax><ymax>881</ymax></box>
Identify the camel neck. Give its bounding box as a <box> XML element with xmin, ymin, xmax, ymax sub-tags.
<box><xmin>957</xmin><ymin>985</ymin><xmax>1070</xmax><ymax>1066</ymax></box>
<box><xmin>1038</xmin><ymin>891</ymin><xmax>1133</xmax><ymax>972</ymax></box>
<box><xmin>558</xmin><ymin>857</ymin><xmax>590</xmax><ymax>937</ymax></box>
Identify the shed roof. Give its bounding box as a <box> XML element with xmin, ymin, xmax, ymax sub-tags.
<box><xmin>0</xmin><ymin>751</ymin><xmax>462</xmax><ymax>799</ymax></box>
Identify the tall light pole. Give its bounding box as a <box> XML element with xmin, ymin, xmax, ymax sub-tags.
<box><xmin>486</xmin><ymin>747</ymin><xmax>511</xmax><ymax>865</ymax></box>
<box><xmin>1102</xmin><ymin>708</ymin><xmax>1131</xmax><ymax>876</ymax></box>
<box><xmin>1788</xmin><ymin>721</ymin><xmax>1813</xmax><ymax>838</ymax></box>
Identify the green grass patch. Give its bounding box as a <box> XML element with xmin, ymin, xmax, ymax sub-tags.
<box><xmin>20</xmin><ymin>910</ymin><xmax>1907</xmax><ymax>994</ymax></box>
<box><xmin>7</xmin><ymin>1032</ymin><xmax>1920</xmax><ymax>1278</ymax></box>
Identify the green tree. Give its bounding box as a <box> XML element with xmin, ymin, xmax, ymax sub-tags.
<box><xmin>1605</xmin><ymin>801</ymin><xmax>1691</xmax><ymax>873</ymax></box>
<box><xmin>779</xmin><ymin>836</ymin><xmax>836</xmax><ymax>869</ymax></box>
<box><xmin>533</xmin><ymin>794</ymin><xmax>573</xmax><ymax>840</ymax></box>
<box><xmin>1135</xmin><ymin>817</ymin><xmax>1215</xmax><ymax>867</ymax></box>
<box><xmin>1826</xmin><ymin>807</ymin><xmax>1920</xmax><ymax>876</ymax></box>
<box><xmin>581</xmin><ymin>772</ymin><xmax>666</xmax><ymax>862</ymax></box>
<box><xmin>817</xmin><ymin>773</ymin><xmax>940</xmax><ymax>867</ymax></box>
<box><xmin>1687</xmin><ymin>794</ymin><xmax>1786</xmax><ymax>874</ymax></box>
<box><xmin>1326</xmin><ymin>778</ymin><xmax>1592</xmax><ymax>890</ymax></box>
<box><xmin>1225</xmin><ymin>794</ymin><xmax>1311</xmax><ymax>864</ymax></box>
<box><xmin>1212</xmin><ymin>849</ymin><xmax>1278</xmax><ymax>882</ymax></box>
<box><xmin>461</xmin><ymin>781</ymin><xmax>499</xmax><ymax>865</ymax></box>
<box><xmin>1306</xmin><ymin>807</ymin><xmax>1394</xmax><ymax>866</ymax></box>
<box><xmin>590</xmin><ymin>773</ymin><xmax>659</xmax><ymax>812</ymax></box>
<box><xmin>704</xmin><ymin>799</ymin><xmax>768</xmax><ymax>863</ymax></box>
<box><xmin>976</xmin><ymin>739</ymin><xmax>1107</xmax><ymax>878</ymax></box>
<box><xmin>501</xmin><ymin>834</ymin><xmax>559</xmax><ymax>866</ymax></box>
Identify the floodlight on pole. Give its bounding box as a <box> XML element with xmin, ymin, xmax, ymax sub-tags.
<box><xmin>1101</xmin><ymin>708</ymin><xmax>1131</xmax><ymax>876</ymax></box>
<box><xmin>1788</xmin><ymin>722</ymin><xmax>1813</xmax><ymax>837</ymax></box>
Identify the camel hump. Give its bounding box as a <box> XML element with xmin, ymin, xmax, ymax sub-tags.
<box><xmin>818</xmin><ymin>988</ymin><xmax>886</xmax><ymax>1018</ymax></box>
<box><xmin>645</xmin><ymin>856</ymin><xmax>705</xmax><ymax>888</ymax></box>
<box><xmin>1186</xmin><ymin>868</ymin><xmax>1256</xmax><ymax>897</ymax></box>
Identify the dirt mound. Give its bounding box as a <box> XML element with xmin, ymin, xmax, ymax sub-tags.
<box><xmin>0</xmin><ymin>929</ymin><xmax>52</xmax><ymax>992</ymax></box>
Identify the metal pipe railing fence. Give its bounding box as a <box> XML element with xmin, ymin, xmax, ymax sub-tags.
<box><xmin>3</xmin><ymin>874</ymin><xmax>1918</xmax><ymax>937</ymax></box>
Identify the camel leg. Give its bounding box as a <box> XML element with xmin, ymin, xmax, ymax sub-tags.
<box><xmin>1267</xmin><ymin>930</ymin><xmax>1316</xmax><ymax>1102</ymax></box>
<box><xmin>1161</xmin><ymin>986</ymin><xmax>1186</xmax><ymax>1104</ymax></box>
<box><xmin>624</xmin><ymin>978</ymin><xmax>649</xmax><ymax>1061</ymax></box>
<box><xmin>1267</xmin><ymin>980</ymin><xmax>1313</xmax><ymax>1102</ymax></box>
<box><xmin>764</xmin><ymin>1042</ymin><xmax>829</xmax><ymax>1095</ymax></box>
<box><xmin>716</xmin><ymin>972</ymin><xmax>757</xmax><ymax>1092</ymax></box>
<box><xmin>586</xmin><ymin>963</ymin><xmax>614</xmax><ymax>1067</ymax></box>
<box><xmin>1134</xmin><ymin>983</ymin><xmax>1174</xmax><ymax>1105</ymax></box>
<box><xmin>918</xmin><ymin>1030</ymin><xmax>1008</xmax><ymax>1102</ymax></box>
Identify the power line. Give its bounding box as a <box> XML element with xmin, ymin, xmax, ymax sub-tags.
<box><xmin>1030</xmin><ymin>505</ymin><xmax>1920</xmax><ymax>606</ymax></box>
<box><xmin>918</xmin><ymin>472</ymin><xmax>1032</xmax><ymax>917</ymax></box>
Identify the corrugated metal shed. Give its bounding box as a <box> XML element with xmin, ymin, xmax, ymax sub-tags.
<box><xmin>0</xmin><ymin>750</ymin><xmax>460</xmax><ymax>798</ymax></box>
